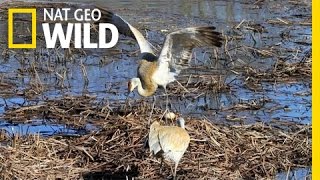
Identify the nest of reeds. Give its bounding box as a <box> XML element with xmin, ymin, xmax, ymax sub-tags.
<box><xmin>0</xmin><ymin>95</ymin><xmax>311</xmax><ymax>179</ymax></box>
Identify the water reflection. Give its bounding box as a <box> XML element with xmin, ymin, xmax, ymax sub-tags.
<box><xmin>0</xmin><ymin>0</ymin><xmax>311</xmax><ymax>130</ymax></box>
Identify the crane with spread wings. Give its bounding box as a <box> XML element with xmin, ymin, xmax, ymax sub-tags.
<box><xmin>98</xmin><ymin>8</ymin><xmax>223</xmax><ymax>98</ymax></box>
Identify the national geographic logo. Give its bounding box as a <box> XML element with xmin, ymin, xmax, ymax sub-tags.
<box><xmin>7</xmin><ymin>7</ymin><xmax>119</xmax><ymax>49</ymax></box>
<box><xmin>8</xmin><ymin>8</ymin><xmax>37</xmax><ymax>48</ymax></box>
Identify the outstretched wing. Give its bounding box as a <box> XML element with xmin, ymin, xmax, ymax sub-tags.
<box><xmin>158</xmin><ymin>26</ymin><xmax>223</xmax><ymax>73</ymax></box>
<box><xmin>97</xmin><ymin>7</ymin><xmax>154</xmax><ymax>54</ymax></box>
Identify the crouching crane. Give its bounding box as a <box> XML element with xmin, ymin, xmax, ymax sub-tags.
<box><xmin>148</xmin><ymin>117</ymin><xmax>190</xmax><ymax>179</ymax></box>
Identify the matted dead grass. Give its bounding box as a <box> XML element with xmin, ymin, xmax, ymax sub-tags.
<box><xmin>0</xmin><ymin>95</ymin><xmax>311</xmax><ymax>179</ymax></box>
<box><xmin>244</xmin><ymin>57</ymin><xmax>311</xmax><ymax>82</ymax></box>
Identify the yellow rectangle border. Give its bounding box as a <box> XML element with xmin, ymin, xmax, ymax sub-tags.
<box><xmin>8</xmin><ymin>8</ymin><xmax>36</xmax><ymax>48</ymax></box>
<box><xmin>313</xmin><ymin>0</ymin><xmax>318</xmax><ymax>178</ymax></box>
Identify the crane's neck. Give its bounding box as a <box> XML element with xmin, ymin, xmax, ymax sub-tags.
<box><xmin>137</xmin><ymin>79</ymin><xmax>157</xmax><ymax>97</ymax></box>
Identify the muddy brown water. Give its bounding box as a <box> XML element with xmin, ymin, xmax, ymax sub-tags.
<box><xmin>0</xmin><ymin>0</ymin><xmax>311</xmax><ymax>178</ymax></box>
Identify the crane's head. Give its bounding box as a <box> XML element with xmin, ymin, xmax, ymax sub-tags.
<box><xmin>125</xmin><ymin>78</ymin><xmax>141</xmax><ymax>109</ymax></box>
<box><xmin>128</xmin><ymin>78</ymin><xmax>141</xmax><ymax>93</ymax></box>
<box><xmin>127</xmin><ymin>77</ymin><xmax>156</xmax><ymax>97</ymax></box>
<box><xmin>177</xmin><ymin>117</ymin><xmax>186</xmax><ymax>129</ymax></box>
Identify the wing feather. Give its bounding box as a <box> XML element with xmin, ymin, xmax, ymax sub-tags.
<box><xmin>97</xmin><ymin>7</ymin><xmax>154</xmax><ymax>53</ymax></box>
<box><xmin>148</xmin><ymin>122</ymin><xmax>162</xmax><ymax>155</ymax></box>
<box><xmin>158</xmin><ymin>26</ymin><xmax>223</xmax><ymax>73</ymax></box>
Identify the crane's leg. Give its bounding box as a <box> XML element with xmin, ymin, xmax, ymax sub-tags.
<box><xmin>160</xmin><ymin>87</ymin><xmax>173</xmax><ymax>123</ymax></box>
<box><xmin>165</xmin><ymin>87</ymin><xmax>169</xmax><ymax>113</ymax></box>
<box><xmin>159</xmin><ymin>157</ymin><xmax>163</xmax><ymax>174</ymax></box>
<box><xmin>173</xmin><ymin>163</ymin><xmax>178</xmax><ymax>180</ymax></box>
<box><xmin>148</xmin><ymin>95</ymin><xmax>156</xmax><ymax>125</ymax></box>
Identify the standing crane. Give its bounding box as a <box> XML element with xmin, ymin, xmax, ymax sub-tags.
<box><xmin>98</xmin><ymin>8</ymin><xmax>223</xmax><ymax>110</ymax></box>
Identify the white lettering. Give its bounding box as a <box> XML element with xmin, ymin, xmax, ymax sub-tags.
<box><xmin>54</xmin><ymin>9</ymin><xmax>63</xmax><ymax>21</ymax></box>
<box><xmin>74</xmin><ymin>23</ymin><xmax>82</xmax><ymax>48</ymax></box>
<box><xmin>99</xmin><ymin>23</ymin><xmax>119</xmax><ymax>48</ymax></box>
<box><xmin>91</xmin><ymin>9</ymin><xmax>101</xmax><ymax>21</ymax></box>
<box><xmin>74</xmin><ymin>9</ymin><xmax>83</xmax><ymax>21</ymax></box>
<box><xmin>62</xmin><ymin>8</ymin><xmax>70</xmax><ymax>21</ymax></box>
<box><xmin>84</xmin><ymin>9</ymin><xmax>91</xmax><ymax>21</ymax></box>
<box><xmin>83</xmin><ymin>23</ymin><xmax>97</xmax><ymax>48</ymax></box>
<box><xmin>42</xmin><ymin>23</ymin><xmax>73</xmax><ymax>48</ymax></box>
<box><xmin>43</xmin><ymin>8</ymin><xmax>53</xmax><ymax>21</ymax></box>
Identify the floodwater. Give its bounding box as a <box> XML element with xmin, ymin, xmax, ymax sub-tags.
<box><xmin>0</xmin><ymin>0</ymin><xmax>311</xmax><ymax>178</ymax></box>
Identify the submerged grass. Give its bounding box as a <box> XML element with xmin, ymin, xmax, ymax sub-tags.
<box><xmin>244</xmin><ymin>56</ymin><xmax>311</xmax><ymax>82</ymax></box>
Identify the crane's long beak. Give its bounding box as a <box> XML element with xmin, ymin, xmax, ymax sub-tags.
<box><xmin>124</xmin><ymin>91</ymin><xmax>132</xmax><ymax>110</ymax></box>
<box><xmin>124</xmin><ymin>81</ymin><xmax>133</xmax><ymax>110</ymax></box>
